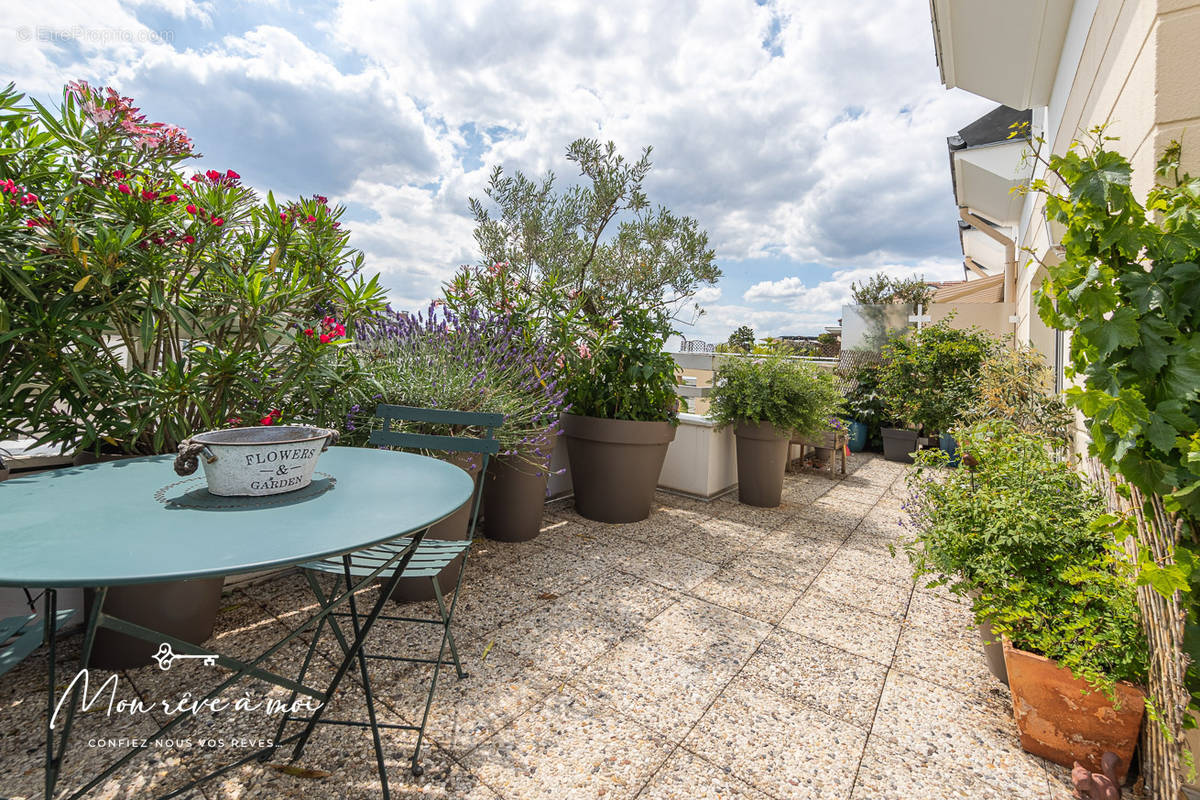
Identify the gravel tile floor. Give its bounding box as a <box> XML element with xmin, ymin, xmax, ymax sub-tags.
<box><xmin>1</xmin><ymin>454</ymin><xmax>1074</xmax><ymax>799</ymax></box>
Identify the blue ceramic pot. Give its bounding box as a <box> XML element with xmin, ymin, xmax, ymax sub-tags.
<box><xmin>939</xmin><ymin>432</ymin><xmax>961</xmax><ymax>467</ymax></box>
<box><xmin>847</xmin><ymin>421</ymin><xmax>868</xmax><ymax>452</ymax></box>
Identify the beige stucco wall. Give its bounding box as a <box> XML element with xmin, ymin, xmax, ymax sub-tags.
<box><xmin>1016</xmin><ymin>0</ymin><xmax>1200</xmax><ymax>352</ymax></box>
<box><xmin>928</xmin><ymin>302</ymin><xmax>1016</xmax><ymax>343</ymax></box>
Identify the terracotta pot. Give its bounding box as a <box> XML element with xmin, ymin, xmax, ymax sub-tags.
<box><xmin>387</xmin><ymin>451</ymin><xmax>482</xmax><ymax>602</ymax></box>
<box><xmin>881</xmin><ymin>427</ymin><xmax>918</xmax><ymax>463</ymax></box>
<box><xmin>483</xmin><ymin>444</ymin><xmax>551</xmax><ymax>542</ymax></box>
<box><xmin>1003</xmin><ymin>640</ymin><xmax>1145</xmax><ymax>781</ymax></box>
<box><xmin>734</xmin><ymin>421</ymin><xmax>791</xmax><ymax>507</ymax></box>
<box><xmin>87</xmin><ymin>577</ymin><xmax>225</xmax><ymax>669</ymax></box>
<box><xmin>562</xmin><ymin>413</ymin><xmax>675</xmax><ymax>524</ymax></box>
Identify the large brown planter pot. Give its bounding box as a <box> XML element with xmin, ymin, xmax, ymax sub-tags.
<box><xmin>483</xmin><ymin>448</ymin><xmax>551</xmax><ymax>542</ymax></box>
<box><xmin>734</xmin><ymin>421</ymin><xmax>791</xmax><ymax>508</ymax></box>
<box><xmin>562</xmin><ymin>414</ymin><xmax>675</xmax><ymax>524</ymax></box>
<box><xmin>1003</xmin><ymin>640</ymin><xmax>1145</xmax><ymax>781</ymax></box>
<box><xmin>387</xmin><ymin>452</ymin><xmax>482</xmax><ymax>602</ymax></box>
<box><xmin>87</xmin><ymin>577</ymin><xmax>225</xmax><ymax>669</ymax></box>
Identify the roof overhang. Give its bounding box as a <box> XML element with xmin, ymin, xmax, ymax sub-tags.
<box><xmin>929</xmin><ymin>0</ymin><xmax>1075</xmax><ymax>109</ymax></box>
<box><xmin>933</xmin><ymin>273</ymin><xmax>1005</xmax><ymax>303</ymax></box>
<box><xmin>951</xmin><ymin>139</ymin><xmax>1032</xmax><ymax>227</ymax></box>
<box><xmin>960</xmin><ymin>224</ymin><xmax>1009</xmax><ymax>273</ymax></box>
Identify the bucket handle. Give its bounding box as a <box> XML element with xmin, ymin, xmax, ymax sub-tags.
<box><xmin>321</xmin><ymin>429</ymin><xmax>339</xmax><ymax>451</ymax></box>
<box><xmin>174</xmin><ymin>439</ymin><xmax>217</xmax><ymax>476</ymax></box>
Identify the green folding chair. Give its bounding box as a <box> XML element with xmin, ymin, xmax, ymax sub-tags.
<box><xmin>274</xmin><ymin>404</ymin><xmax>501</xmax><ymax>793</ymax></box>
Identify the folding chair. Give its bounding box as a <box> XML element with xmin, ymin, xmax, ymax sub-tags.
<box><xmin>273</xmin><ymin>404</ymin><xmax>501</xmax><ymax>792</ymax></box>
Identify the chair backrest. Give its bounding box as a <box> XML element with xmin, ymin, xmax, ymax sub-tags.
<box><xmin>367</xmin><ymin>404</ymin><xmax>503</xmax><ymax>540</ymax></box>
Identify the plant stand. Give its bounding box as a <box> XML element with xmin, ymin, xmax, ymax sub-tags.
<box><xmin>789</xmin><ymin>431</ymin><xmax>847</xmax><ymax>476</ymax></box>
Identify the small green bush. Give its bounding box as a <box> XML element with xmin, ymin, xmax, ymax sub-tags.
<box><xmin>901</xmin><ymin>420</ymin><xmax>1147</xmax><ymax>696</ymax></box>
<box><xmin>709</xmin><ymin>356</ymin><xmax>842</xmax><ymax>438</ymax></box>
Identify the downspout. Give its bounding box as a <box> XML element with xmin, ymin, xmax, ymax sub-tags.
<box><xmin>958</xmin><ymin>207</ymin><xmax>1016</xmax><ymax>304</ymax></box>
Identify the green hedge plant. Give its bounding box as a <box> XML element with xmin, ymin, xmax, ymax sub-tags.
<box><xmin>709</xmin><ymin>355</ymin><xmax>843</xmax><ymax>438</ymax></box>
<box><xmin>901</xmin><ymin>420</ymin><xmax>1147</xmax><ymax>697</ymax></box>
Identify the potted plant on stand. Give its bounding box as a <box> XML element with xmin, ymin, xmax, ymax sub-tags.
<box><xmin>0</xmin><ymin>83</ymin><xmax>387</xmax><ymax>667</ymax></box>
<box><xmin>900</xmin><ymin>421</ymin><xmax>1148</xmax><ymax>780</ymax></box>
<box><xmin>708</xmin><ymin>355</ymin><xmax>842</xmax><ymax>507</ymax></box>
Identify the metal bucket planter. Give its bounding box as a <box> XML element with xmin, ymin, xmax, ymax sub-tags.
<box><xmin>846</xmin><ymin>421</ymin><xmax>868</xmax><ymax>452</ymax></box>
<box><xmin>562</xmin><ymin>414</ymin><xmax>675</xmax><ymax>524</ymax></box>
<box><xmin>174</xmin><ymin>425</ymin><xmax>337</xmax><ymax>496</ymax></box>
<box><xmin>734</xmin><ymin>421</ymin><xmax>790</xmax><ymax>507</ymax></box>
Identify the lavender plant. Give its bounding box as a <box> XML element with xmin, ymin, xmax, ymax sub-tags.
<box><xmin>345</xmin><ymin>304</ymin><xmax>567</xmax><ymax>473</ymax></box>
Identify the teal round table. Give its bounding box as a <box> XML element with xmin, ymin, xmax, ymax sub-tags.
<box><xmin>0</xmin><ymin>446</ymin><xmax>474</xmax><ymax>800</ymax></box>
<box><xmin>0</xmin><ymin>447</ymin><xmax>474</xmax><ymax>587</ymax></box>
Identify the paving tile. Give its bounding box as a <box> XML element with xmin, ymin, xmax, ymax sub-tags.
<box><xmin>486</xmin><ymin>597</ymin><xmax>626</xmax><ymax>682</ymax></box>
<box><xmin>688</xmin><ymin>566</ymin><xmax>802</xmax><ymax>624</ymax></box>
<box><xmin>642</xmin><ymin>596</ymin><xmax>773</xmax><ymax>658</ymax></box>
<box><xmin>892</xmin><ymin>623</ymin><xmax>994</xmax><ymax>693</ymax></box>
<box><xmin>614</xmin><ymin>546</ymin><xmax>721</xmax><ymax>593</ymax></box>
<box><xmin>663</xmin><ymin>519</ymin><xmax>760</xmax><ymax>566</ymax></box>
<box><xmin>869</xmin><ymin>670</ymin><xmax>1028</xmax><ymax>768</ymax></box>
<box><xmin>780</xmin><ymin>594</ymin><xmax>903</xmax><ymax>664</ymax></box>
<box><xmin>731</xmin><ymin>548</ymin><xmax>823</xmax><ymax>590</ymax></box>
<box><xmin>491</xmin><ymin>547</ymin><xmax>608</xmax><ymax>596</ymax></box>
<box><xmin>741</xmin><ymin>628</ymin><xmax>889</xmax><ymax>728</ymax></box>
<box><xmin>851</xmin><ymin>736</ymin><xmax>1051</xmax><ymax>800</ymax></box>
<box><xmin>709</xmin><ymin>499</ymin><xmax>800</xmax><ymax>530</ymax></box>
<box><xmin>464</xmin><ymin>689</ymin><xmax>674</xmax><ymax>800</ymax></box>
<box><xmin>449</xmin><ymin>572</ymin><xmax>548</xmax><ymax>640</ymax></box>
<box><xmin>807</xmin><ymin>567</ymin><xmax>911</xmax><ymax>621</ymax></box>
<box><xmin>792</xmin><ymin>503</ymin><xmax>863</xmax><ymax>532</ymax></box>
<box><xmin>904</xmin><ymin>590</ymin><xmax>975</xmax><ymax>641</ymax></box>
<box><xmin>824</xmin><ymin>545</ymin><xmax>916</xmax><ymax>587</ymax></box>
<box><xmin>685</xmin><ymin>681</ymin><xmax>868</xmax><ymax>800</ymax></box>
<box><xmin>637</xmin><ymin>749</ymin><xmax>773</xmax><ymax>800</ymax></box>
<box><xmin>568</xmin><ymin>571</ymin><xmax>680</xmax><ymax>632</ymax></box>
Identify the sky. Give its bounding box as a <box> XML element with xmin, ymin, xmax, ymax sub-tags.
<box><xmin>3</xmin><ymin>0</ymin><xmax>995</xmax><ymax>343</ymax></box>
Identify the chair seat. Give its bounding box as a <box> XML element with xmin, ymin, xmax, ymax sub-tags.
<box><xmin>299</xmin><ymin>538</ymin><xmax>472</xmax><ymax>580</ymax></box>
<box><xmin>0</xmin><ymin>609</ymin><xmax>76</xmax><ymax>677</ymax></box>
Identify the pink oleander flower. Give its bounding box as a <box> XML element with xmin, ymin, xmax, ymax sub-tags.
<box><xmin>21</xmin><ymin>193</ymin><xmax>38</xmax><ymax>206</ymax></box>
<box><xmin>578</xmin><ymin>343</ymin><xmax>592</xmax><ymax>359</ymax></box>
<box><xmin>260</xmin><ymin>416</ymin><xmax>274</xmax><ymax>426</ymax></box>
<box><xmin>319</xmin><ymin>333</ymin><xmax>331</xmax><ymax>344</ymax></box>
<box><xmin>333</xmin><ymin>323</ymin><xmax>345</xmax><ymax>336</ymax></box>
<box><xmin>112</xmin><ymin>170</ymin><xmax>125</xmax><ymax>179</ymax></box>
<box><xmin>163</xmin><ymin>194</ymin><xmax>179</xmax><ymax>204</ymax></box>
<box><xmin>226</xmin><ymin>169</ymin><xmax>240</xmax><ymax>180</ymax></box>
<box><xmin>141</xmin><ymin>190</ymin><xmax>158</xmax><ymax>201</ymax></box>
<box><xmin>191</xmin><ymin>174</ymin><xmax>203</xmax><ymax>182</ymax></box>
<box><xmin>185</xmin><ymin>204</ymin><xmax>198</xmax><ymax>215</ymax></box>
<box><xmin>182</xmin><ymin>235</ymin><xmax>195</xmax><ymax>244</ymax></box>
<box><xmin>280</xmin><ymin>212</ymin><xmax>288</xmax><ymax>222</ymax></box>
<box><xmin>305</xmin><ymin>214</ymin><xmax>317</xmax><ymax>223</ymax></box>
<box><xmin>205</xmin><ymin>169</ymin><xmax>221</xmax><ymax>182</ymax></box>
<box><xmin>303</xmin><ymin>328</ymin><xmax>314</xmax><ymax>337</ymax></box>
<box><xmin>211</xmin><ymin>216</ymin><xmax>224</xmax><ymax>227</ymax></box>
<box><xmin>117</xmin><ymin>183</ymin><xmax>132</xmax><ymax>194</ymax></box>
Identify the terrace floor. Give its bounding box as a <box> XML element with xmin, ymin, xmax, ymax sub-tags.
<box><xmin>2</xmin><ymin>455</ymin><xmax>1085</xmax><ymax>799</ymax></box>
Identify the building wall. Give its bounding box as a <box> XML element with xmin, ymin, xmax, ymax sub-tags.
<box><xmin>1015</xmin><ymin>0</ymin><xmax>1200</xmax><ymax>357</ymax></box>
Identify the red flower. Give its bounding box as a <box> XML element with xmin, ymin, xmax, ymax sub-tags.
<box><xmin>141</xmin><ymin>190</ymin><xmax>158</xmax><ymax>201</ymax></box>
<box><xmin>260</xmin><ymin>416</ymin><xmax>274</xmax><ymax>426</ymax></box>
<box><xmin>314</xmin><ymin>195</ymin><xmax>328</xmax><ymax>205</ymax></box>
<box><xmin>319</xmin><ymin>333</ymin><xmax>331</xmax><ymax>344</ymax></box>
<box><xmin>322</xmin><ymin>316</ymin><xmax>336</xmax><ymax>327</ymax></box>
<box><xmin>305</xmin><ymin>214</ymin><xmax>317</xmax><ymax>223</ymax></box>
<box><xmin>185</xmin><ymin>203</ymin><xmax>198</xmax><ymax>215</ymax></box>
<box><xmin>163</xmin><ymin>194</ymin><xmax>179</xmax><ymax>203</ymax></box>
<box><xmin>205</xmin><ymin>169</ymin><xmax>221</xmax><ymax>181</ymax></box>
<box><xmin>333</xmin><ymin>323</ymin><xmax>345</xmax><ymax>336</ymax></box>
<box><xmin>211</xmin><ymin>216</ymin><xmax>224</xmax><ymax>227</ymax></box>
<box><xmin>191</xmin><ymin>174</ymin><xmax>202</xmax><ymax>182</ymax></box>
<box><xmin>182</xmin><ymin>235</ymin><xmax>195</xmax><ymax>244</ymax></box>
<box><xmin>21</xmin><ymin>193</ymin><xmax>37</xmax><ymax>206</ymax></box>
<box><xmin>280</xmin><ymin>212</ymin><xmax>288</xmax><ymax>222</ymax></box>
<box><xmin>303</xmin><ymin>328</ymin><xmax>314</xmax><ymax>337</ymax></box>
<box><xmin>117</xmin><ymin>183</ymin><xmax>132</xmax><ymax>194</ymax></box>
<box><xmin>226</xmin><ymin>169</ymin><xmax>240</xmax><ymax>179</ymax></box>
<box><xmin>270</xmin><ymin>409</ymin><xmax>281</xmax><ymax>418</ymax></box>
<box><xmin>25</xmin><ymin>218</ymin><xmax>38</xmax><ymax>227</ymax></box>
<box><xmin>113</xmin><ymin>170</ymin><xmax>125</xmax><ymax>179</ymax></box>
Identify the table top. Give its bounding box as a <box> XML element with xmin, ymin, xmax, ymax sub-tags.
<box><xmin>0</xmin><ymin>447</ymin><xmax>474</xmax><ymax>588</ymax></box>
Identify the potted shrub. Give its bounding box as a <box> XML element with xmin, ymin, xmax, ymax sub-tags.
<box><xmin>0</xmin><ymin>83</ymin><xmax>386</xmax><ymax>667</ymax></box>
<box><xmin>876</xmin><ymin>321</ymin><xmax>996</xmax><ymax>462</ymax></box>
<box><xmin>560</xmin><ymin>307</ymin><xmax>680</xmax><ymax>523</ymax></box>
<box><xmin>347</xmin><ymin>305</ymin><xmax>567</xmax><ymax>597</ymax></box>
<box><xmin>900</xmin><ymin>422</ymin><xmax>1148</xmax><ymax>779</ymax></box>
<box><xmin>709</xmin><ymin>355</ymin><xmax>842</xmax><ymax>507</ymax></box>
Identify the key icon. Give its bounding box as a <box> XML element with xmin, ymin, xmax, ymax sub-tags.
<box><xmin>152</xmin><ymin>642</ymin><xmax>218</xmax><ymax>671</ymax></box>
